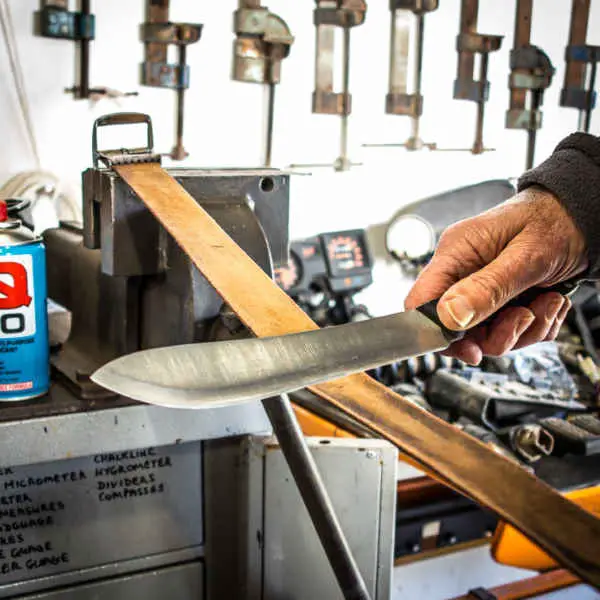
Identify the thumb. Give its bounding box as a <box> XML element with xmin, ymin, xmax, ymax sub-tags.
<box><xmin>436</xmin><ymin>236</ymin><xmax>547</xmax><ymax>330</ymax></box>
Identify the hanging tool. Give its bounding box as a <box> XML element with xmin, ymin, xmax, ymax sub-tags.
<box><xmin>232</xmin><ymin>1</ymin><xmax>294</xmax><ymax>167</ymax></box>
<box><xmin>505</xmin><ymin>0</ymin><xmax>555</xmax><ymax>170</ymax></box>
<box><xmin>35</xmin><ymin>0</ymin><xmax>136</xmax><ymax>100</ymax></box>
<box><xmin>561</xmin><ymin>0</ymin><xmax>599</xmax><ymax>133</ymax></box>
<box><xmin>289</xmin><ymin>1</ymin><xmax>367</xmax><ymax>172</ymax></box>
<box><xmin>140</xmin><ymin>0</ymin><xmax>202</xmax><ymax>161</ymax></box>
<box><xmin>453</xmin><ymin>0</ymin><xmax>503</xmax><ymax>154</ymax></box>
<box><xmin>362</xmin><ymin>0</ymin><xmax>438</xmax><ymax>151</ymax></box>
<box><xmin>85</xmin><ymin>133</ymin><xmax>600</xmax><ymax>586</ymax></box>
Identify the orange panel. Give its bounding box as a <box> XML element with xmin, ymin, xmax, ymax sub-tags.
<box><xmin>292</xmin><ymin>405</ymin><xmax>356</xmax><ymax>438</ymax></box>
<box><xmin>492</xmin><ymin>486</ymin><xmax>600</xmax><ymax>570</ymax></box>
<box><xmin>293</xmin><ymin>405</ymin><xmax>463</xmax><ymax>489</ymax></box>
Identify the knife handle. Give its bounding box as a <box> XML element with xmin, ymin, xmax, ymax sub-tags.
<box><xmin>417</xmin><ymin>280</ymin><xmax>580</xmax><ymax>345</ymax></box>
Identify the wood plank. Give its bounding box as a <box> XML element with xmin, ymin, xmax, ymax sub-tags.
<box><xmin>114</xmin><ymin>162</ymin><xmax>600</xmax><ymax>588</ymax></box>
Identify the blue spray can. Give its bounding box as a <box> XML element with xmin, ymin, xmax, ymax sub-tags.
<box><xmin>0</xmin><ymin>201</ymin><xmax>49</xmax><ymax>401</ymax></box>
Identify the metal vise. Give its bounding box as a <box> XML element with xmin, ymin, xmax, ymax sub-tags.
<box><xmin>44</xmin><ymin>113</ymin><xmax>290</xmax><ymax>400</ymax></box>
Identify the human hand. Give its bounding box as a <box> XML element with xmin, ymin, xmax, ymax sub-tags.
<box><xmin>404</xmin><ymin>187</ymin><xmax>589</xmax><ymax>365</ymax></box>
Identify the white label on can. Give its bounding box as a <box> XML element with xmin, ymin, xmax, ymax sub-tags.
<box><xmin>0</xmin><ymin>255</ymin><xmax>36</xmax><ymax>339</ymax></box>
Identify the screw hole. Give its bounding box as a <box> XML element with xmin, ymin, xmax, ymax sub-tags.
<box><xmin>319</xmin><ymin>440</ymin><xmax>331</xmax><ymax>445</ymax></box>
<box><xmin>260</xmin><ymin>177</ymin><xmax>275</xmax><ymax>192</ymax></box>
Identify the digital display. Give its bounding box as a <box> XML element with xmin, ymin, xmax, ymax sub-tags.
<box><xmin>321</xmin><ymin>231</ymin><xmax>371</xmax><ymax>279</ymax></box>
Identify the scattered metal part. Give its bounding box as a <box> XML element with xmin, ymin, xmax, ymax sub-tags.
<box><xmin>507</xmin><ymin>424</ymin><xmax>555</xmax><ymax>463</ymax></box>
<box><xmin>289</xmin><ymin>1</ymin><xmax>367</xmax><ymax>172</ymax></box>
<box><xmin>561</xmin><ymin>0</ymin><xmax>599</xmax><ymax>132</ymax></box>
<box><xmin>232</xmin><ymin>2</ymin><xmax>294</xmax><ymax>166</ymax></box>
<box><xmin>261</xmin><ymin>395</ymin><xmax>371</xmax><ymax>600</ymax></box>
<box><xmin>427</xmin><ymin>369</ymin><xmax>585</xmax><ymax>431</ymax></box>
<box><xmin>541</xmin><ymin>417</ymin><xmax>600</xmax><ymax>456</ymax></box>
<box><xmin>140</xmin><ymin>1</ymin><xmax>203</xmax><ymax>160</ymax></box>
<box><xmin>505</xmin><ymin>0</ymin><xmax>555</xmax><ymax>170</ymax></box>
<box><xmin>577</xmin><ymin>354</ymin><xmax>600</xmax><ymax>385</ymax></box>
<box><xmin>452</xmin><ymin>0</ymin><xmax>503</xmax><ymax>154</ymax></box>
<box><xmin>362</xmin><ymin>0</ymin><xmax>438</xmax><ymax>151</ymax></box>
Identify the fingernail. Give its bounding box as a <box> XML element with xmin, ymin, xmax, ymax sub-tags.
<box><xmin>445</xmin><ymin>297</ymin><xmax>476</xmax><ymax>328</ymax></box>
<box><xmin>545</xmin><ymin>298</ymin><xmax>564</xmax><ymax>320</ymax></box>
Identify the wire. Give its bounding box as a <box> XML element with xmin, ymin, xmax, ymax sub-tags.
<box><xmin>0</xmin><ymin>171</ymin><xmax>82</xmax><ymax>229</ymax></box>
<box><xmin>0</xmin><ymin>0</ymin><xmax>41</xmax><ymax>168</ymax></box>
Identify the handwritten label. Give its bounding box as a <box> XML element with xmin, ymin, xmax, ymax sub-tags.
<box><xmin>0</xmin><ymin>442</ymin><xmax>202</xmax><ymax>585</ymax></box>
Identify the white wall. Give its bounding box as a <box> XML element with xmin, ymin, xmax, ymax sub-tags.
<box><xmin>2</xmin><ymin>0</ymin><xmax>600</xmax><ymax>316</ymax></box>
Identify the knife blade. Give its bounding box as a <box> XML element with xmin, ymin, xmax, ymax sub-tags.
<box><xmin>91</xmin><ymin>304</ymin><xmax>460</xmax><ymax>408</ymax></box>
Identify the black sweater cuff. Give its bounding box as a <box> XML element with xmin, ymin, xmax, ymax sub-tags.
<box><xmin>517</xmin><ymin>132</ymin><xmax>600</xmax><ymax>278</ymax></box>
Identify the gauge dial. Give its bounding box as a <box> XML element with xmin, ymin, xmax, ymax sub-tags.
<box><xmin>386</xmin><ymin>214</ymin><xmax>436</xmax><ymax>262</ymax></box>
<box><xmin>274</xmin><ymin>251</ymin><xmax>302</xmax><ymax>291</ymax></box>
<box><xmin>326</xmin><ymin>235</ymin><xmax>366</xmax><ymax>273</ymax></box>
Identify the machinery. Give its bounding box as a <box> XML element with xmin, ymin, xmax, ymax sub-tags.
<box><xmin>274</xmin><ymin>229</ymin><xmax>373</xmax><ymax>326</ymax></box>
<box><xmin>232</xmin><ymin>1</ymin><xmax>294</xmax><ymax>167</ymax></box>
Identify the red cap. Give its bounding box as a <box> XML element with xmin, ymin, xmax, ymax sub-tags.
<box><xmin>0</xmin><ymin>201</ymin><xmax>8</xmax><ymax>222</ymax></box>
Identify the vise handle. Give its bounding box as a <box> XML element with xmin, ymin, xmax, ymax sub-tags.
<box><xmin>92</xmin><ymin>112</ymin><xmax>158</xmax><ymax>168</ymax></box>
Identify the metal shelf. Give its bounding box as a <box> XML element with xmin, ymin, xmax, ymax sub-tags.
<box><xmin>0</xmin><ymin>382</ymin><xmax>271</xmax><ymax>469</ymax></box>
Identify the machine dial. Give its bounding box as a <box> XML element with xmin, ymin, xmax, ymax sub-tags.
<box><xmin>326</xmin><ymin>235</ymin><xmax>366</xmax><ymax>273</ymax></box>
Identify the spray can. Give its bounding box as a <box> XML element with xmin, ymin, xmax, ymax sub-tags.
<box><xmin>0</xmin><ymin>200</ymin><xmax>49</xmax><ymax>401</ymax></box>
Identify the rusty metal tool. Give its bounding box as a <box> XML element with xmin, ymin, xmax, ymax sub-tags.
<box><xmin>453</xmin><ymin>0</ymin><xmax>503</xmax><ymax>154</ymax></box>
<box><xmin>232</xmin><ymin>1</ymin><xmax>294</xmax><ymax>167</ymax></box>
<box><xmin>35</xmin><ymin>0</ymin><xmax>135</xmax><ymax>100</ymax></box>
<box><xmin>561</xmin><ymin>0</ymin><xmax>599</xmax><ymax>132</ymax></box>
<box><xmin>505</xmin><ymin>0</ymin><xmax>555</xmax><ymax>170</ymax></box>
<box><xmin>140</xmin><ymin>0</ymin><xmax>202</xmax><ymax>161</ymax></box>
<box><xmin>86</xmin><ymin>113</ymin><xmax>600</xmax><ymax>588</ymax></box>
<box><xmin>363</xmin><ymin>0</ymin><xmax>438</xmax><ymax>151</ymax></box>
<box><xmin>289</xmin><ymin>1</ymin><xmax>367</xmax><ymax>172</ymax></box>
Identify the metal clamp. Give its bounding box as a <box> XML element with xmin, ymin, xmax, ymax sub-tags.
<box><xmin>561</xmin><ymin>0</ymin><xmax>599</xmax><ymax>132</ymax></box>
<box><xmin>232</xmin><ymin>2</ymin><xmax>294</xmax><ymax>166</ymax></box>
<box><xmin>453</xmin><ymin>0</ymin><xmax>503</xmax><ymax>154</ymax></box>
<box><xmin>140</xmin><ymin>0</ymin><xmax>203</xmax><ymax>161</ymax></box>
<box><xmin>35</xmin><ymin>2</ymin><xmax>95</xmax><ymax>41</ymax></box>
<box><xmin>362</xmin><ymin>0</ymin><xmax>438</xmax><ymax>151</ymax></box>
<box><xmin>140</xmin><ymin>23</ymin><xmax>203</xmax><ymax>89</ymax></box>
<box><xmin>91</xmin><ymin>113</ymin><xmax>160</xmax><ymax>168</ymax></box>
<box><xmin>505</xmin><ymin>0</ymin><xmax>554</xmax><ymax>169</ymax></box>
<box><xmin>290</xmin><ymin>1</ymin><xmax>366</xmax><ymax>172</ymax></box>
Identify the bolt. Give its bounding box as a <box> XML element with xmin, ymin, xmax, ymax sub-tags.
<box><xmin>365</xmin><ymin>450</ymin><xmax>377</xmax><ymax>459</ymax></box>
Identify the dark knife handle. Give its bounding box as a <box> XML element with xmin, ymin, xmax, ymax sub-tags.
<box><xmin>417</xmin><ymin>280</ymin><xmax>580</xmax><ymax>345</ymax></box>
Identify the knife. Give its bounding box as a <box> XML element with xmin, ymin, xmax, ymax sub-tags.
<box><xmin>91</xmin><ymin>286</ymin><xmax>575</xmax><ymax>409</ymax></box>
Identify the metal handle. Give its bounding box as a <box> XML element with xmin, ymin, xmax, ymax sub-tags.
<box><xmin>92</xmin><ymin>112</ymin><xmax>154</xmax><ymax>167</ymax></box>
<box><xmin>417</xmin><ymin>280</ymin><xmax>580</xmax><ymax>343</ymax></box>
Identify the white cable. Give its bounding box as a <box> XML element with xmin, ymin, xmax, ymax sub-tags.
<box><xmin>0</xmin><ymin>171</ymin><xmax>82</xmax><ymax>234</ymax></box>
<box><xmin>0</xmin><ymin>0</ymin><xmax>41</xmax><ymax>168</ymax></box>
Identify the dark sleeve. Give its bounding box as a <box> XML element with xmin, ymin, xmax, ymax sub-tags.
<box><xmin>517</xmin><ymin>132</ymin><xmax>600</xmax><ymax>278</ymax></box>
